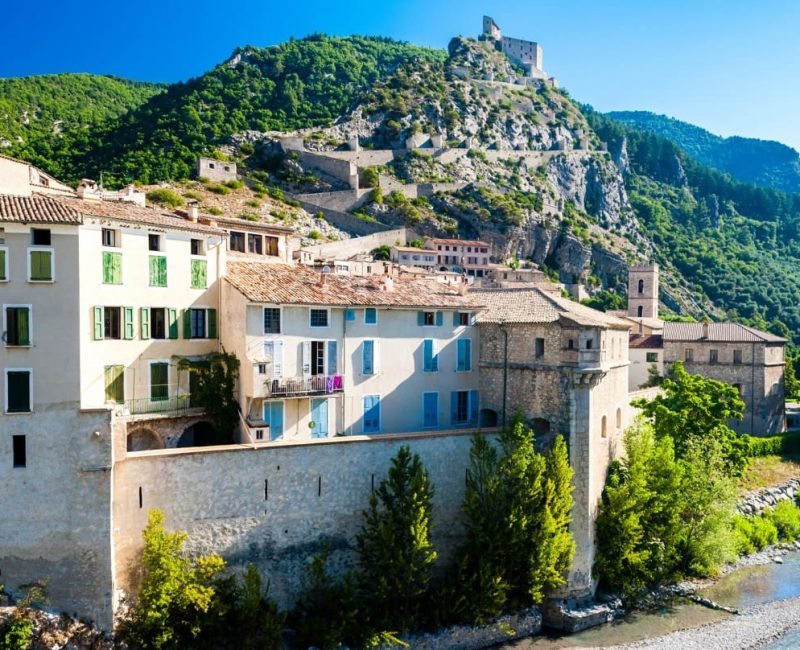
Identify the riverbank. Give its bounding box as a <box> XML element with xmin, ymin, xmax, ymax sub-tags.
<box><xmin>606</xmin><ymin>596</ymin><xmax>800</xmax><ymax>650</ymax></box>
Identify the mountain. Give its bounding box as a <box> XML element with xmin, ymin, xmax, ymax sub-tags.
<box><xmin>3</xmin><ymin>33</ymin><xmax>800</xmax><ymax>350</ymax></box>
<box><xmin>0</xmin><ymin>73</ymin><xmax>163</xmax><ymax>180</ymax></box>
<box><xmin>608</xmin><ymin>111</ymin><xmax>800</xmax><ymax>194</ymax></box>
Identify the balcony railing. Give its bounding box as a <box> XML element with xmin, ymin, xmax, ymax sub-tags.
<box><xmin>124</xmin><ymin>394</ymin><xmax>196</xmax><ymax>416</ymax></box>
<box><xmin>264</xmin><ymin>375</ymin><xmax>344</xmax><ymax>398</ymax></box>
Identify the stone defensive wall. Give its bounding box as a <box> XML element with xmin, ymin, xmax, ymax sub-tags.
<box><xmin>112</xmin><ymin>429</ymin><xmax>500</xmax><ymax>609</ymax></box>
<box><xmin>301</xmin><ymin>227</ymin><xmax>413</xmax><ymax>259</ymax></box>
<box><xmin>293</xmin><ymin>188</ymin><xmax>373</xmax><ymax>213</ymax></box>
<box><xmin>295</xmin><ymin>198</ymin><xmax>389</xmax><ymax>236</ymax></box>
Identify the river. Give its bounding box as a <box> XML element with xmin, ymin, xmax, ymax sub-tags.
<box><xmin>500</xmin><ymin>550</ymin><xmax>800</xmax><ymax>649</ymax></box>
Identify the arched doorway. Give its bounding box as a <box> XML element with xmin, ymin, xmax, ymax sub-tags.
<box><xmin>532</xmin><ymin>418</ymin><xmax>551</xmax><ymax>437</ymax></box>
<box><xmin>177</xmin><ymin>421</ymin><xmax>226</xmax><ymax>448</ymax></box>
<box><xmin>127</xmin><ymin>428</ymin><xmax>164</xmax><ymax>452</ymax></box>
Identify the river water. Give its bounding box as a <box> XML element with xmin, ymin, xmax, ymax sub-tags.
<box><xmin>501</xmin><ymin>551</ymin><xmax>800</xmax><ymax>649</ymax></box>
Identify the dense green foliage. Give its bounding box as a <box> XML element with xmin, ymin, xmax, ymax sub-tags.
<box><xmin>608</xmin><ymin>111</ymin><xmax>800</xmax><ymax>193</ymax></box>
<box><xmin>444</xmin><ymin>425</ymin><xmax>574</xmax><ymax>624</ymax></box>
<box><xmin>634</xmin><ymin>362</ymin><xmax>747</xmax><ymax>474</ymax></box>
<box><xmin>0</xmin><ymin>616</ymin><xmax>33</xmax><ymax>650</ymax></box>
<box><xmin>594</xmin><ymin>422</ymin><xmax>738</xmax><ymax>601</ymax></box>
<box><xmin>746</xmin><ymin>430</ymin><xmax>800</xmax><ymax>457</ymax></box>
<box><xmin>734</xmin><ymin>500</ymin><xmax>800</xmax><ymax>555</ymax></box>
<box><xmin>117</xmin><ymin>510</ymin><xmax>283</xmax><ymax>650</ymax></box>
<box><xmin>178</xmin><ymin>352</ymin><xmax>240</xmax><ymax>442</ymax></box>
<box><xmin>356</xmin><ymin>445</ymin><xmax>437</xmax><ymax>633</ymax></box>
<box><xmin>0</xmin><ymin>73</ymin><xmax>162</xmax><ymax>180</ymax></box>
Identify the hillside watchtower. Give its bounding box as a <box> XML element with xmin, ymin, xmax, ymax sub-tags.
<box><xmin>628</xmin><ymin>263</ymin><xmax>659</xmax><ymax>319</ymax></box>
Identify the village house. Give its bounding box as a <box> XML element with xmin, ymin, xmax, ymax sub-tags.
<box><xmin>424</xmin><ymin>237</ymin><xmax>492</xmax><ymax>277</ymax></box>
<box><xmin>390</xmin><ymin>245</ymin><xmax>437</xmax><ymax>271</ymax></box>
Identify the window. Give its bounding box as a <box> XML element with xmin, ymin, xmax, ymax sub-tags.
<box><xmin>733</xmin><ymin>383</ymin><xmax>743</xmax><ymax>397</ymax></box>
<box><xmin>364</xmin><ymin>308</ymin><xmax>377</xmax><ymax>325</ymax></box>
<box><xmin>28</xmin><ymin>249</ymin><xmax>53</xmax><ymax>281</ymax></box>
<box><xmin>685</xmin><ymin>348</ymin><xmax>694</xmax><ymax>362</ymax></box>
<box><xmin>263</xmin><ymin>401</ymin><xmax>284</xmax><ymax>441</ymax></box>
<box><xmin>456</xmin><ymin>311</ymin><xmax>470</xmax><ymax>326</ymax></box>
<box><xmin>104</xmin><ymin>365</ymin><xmax>124</xmax><ymax>403</ymax></box>
<box><xmin>190</xmin><ymin>308</ymin><xmax>206</xmax><ymax>338</ymax></box>
<box><xmin>638</xmin><ymin>279</ymin><xmax>644</xmax><ymax>294</ymax></box>
<box><xmin>208</xmin><ymin>162</ymin><xmax>215</xmax><ymax>169</ymax></box>
<box><xmin>567</xmin><ymin>339</ymin><xmax>575</xmax><ymax>350</ymax></box>
<box><xmin>709</xmin><ymin>349</ymin><xmax>719</xmax><ymax>364</ymax></box>
<box><xmin>363</xmin><ymin>340</ymin><xmax>375</xmax><ymax>375</ymax></box>
<box><xmin>309</xmin><ymin>309</ymin><xmax>329</xmax><ymax>328</ymax></box>
<box><xmin>32</xmin><ymin>229</ymin><xmax>51</xmax><ymax>245</ymax></box>
<box><xmin>733</xmin><ymin>349</ymin><xmax>743</xmax><ymax>365</ymax></box>
<box><xmin>248</xmin><ymin>233</ymin><xmax>263</xmax><ymax>255</ymax></box>
<box><xmin>423</xmin><ymin>392</ymin><xmax>438</xmax><ymax>429</ymax></box>
<box><xmin>344</xmin><ymin>308</ymin><xmax>355</xmax><ymax>322</ymax></box>
<box><xmin>419</xmin><ymin>311</ymin><xmax>442</xmax><ymax>326</ymax></box>
<box><xmin>601</xmin><ymin>415</ymin><xmax>607</xmax><ymax>438</ymax></box>
<box><xmin>616</xmin><ymin>408</ymin><xmax>622</xmax><ymax>429</ymax></box>
<box><xmin>646</xmin><ymin>352</ymin><xmax>658</xmax><ymax>363</ymax></box>
<box><xmin>457</xmin><ymin>339</ymin><xmax>472</xmax><ymax>372</ymax></box>
<box><xmin>150</xmin><ymin>363</ymin><xmax>169</xmax><ymax>402</ymax></box>
<box><xmin>586</xmin><ymin>339</ymin><xmax>593</xmax><ymax>350</ymax></box>
<box><xmin>263</xmin><ymin>340</ymin><xmax>284</xmax><ymax>379</ymax></box>
<box><xmin>535</xmin><ymin>338</ymin><xmax>545</xmax><ymax>359</ymax></box>
<box><xmin>363</xmin><ymin>395</ymin><xmax>381</xmax><ymax>433</ymax></box>
<box><xmin>104</xmin><ymin>307</ymin><xmax>121</xmax><ymax>339</ymax></box>
<box><xmin>12</xmin><ymin>435</ymin><xmax>26</xmax><ymax>468</ymax></box>
<box><xmin>637</xmin><ymin>305</ymin><xmax>643</xmax><ymax>318</ymax></box>
<box><xmin>230</xmin><ymin>231</ymin><xmax>245</xmax><ymax>253</ymax></box>
<box><xmin>423</xmin><ymin>339</ymin><xmax>439</xmax><ymax>372</ymax></box>
<box><xmin>151</xmin><ymin>308</ymin><xmax>167</xmax><ymax>339</ymax></box>
<box><xmin>0</xmin><ymin>247</ymin><xmax>7</xmax><ymax>281</ymax></box>
<box><xmin>102</xmin><ymin>228</ymin><xmax>117</xmax><ymax>247</ymax></box>
<box><xmin>4</xmin><ymin>306</ymin><xmax>31</xmax><ymax>346</ymax></box>
<box><xmin>149</xmin><ymin>255</ymin><xmax>167</xmax><ymax>287</ymax></box>
<box><xmin>265</xmin><ymin>236</ymin><xmax>279</xmax><ymax>257</ymax></box>
<box><xmin>5</xmin><ymin>369</ymin><xmax>31</xmax><ymax>413</ymax></box>
<box><xmin>264</xmin><ymin>308</ymin><xmax>281</xmax><ymax>334</ymax></box>
<box><xmin>102</xmin><ymin>251</ymin><xmax>122</xmax><ymax>284</ymax></box>
<box><xmin>191</xmin><ymin>238</ymin><xmax>205</xmax><ymax>256</ymax></box>
<box><xmin>451</xmin><ymin>390</ymin><xmax>478</xmax><ymax>426</ymax></box>
<box><xmin>190</xmin><ymin>259</ymin><xmax>207</xmax><ymax>289</ymax></box>
<box><xmin>148</xmin><ymin>233</ymin><xmax>161</xmax><ymax>252</ymax></box>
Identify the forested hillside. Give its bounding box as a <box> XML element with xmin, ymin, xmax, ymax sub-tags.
<box><xmin>608</xmin><ymin>111</ymin><xmax>800</xmax><ymax>194</ymax></box>
<box><xmin>0</xmin><ymin>74</ymin><xmax>162</xmax><ymax>180</ymax></box>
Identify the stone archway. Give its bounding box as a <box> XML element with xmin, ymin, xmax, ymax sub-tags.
<box><xmin>177</xmin><ymin>421</ymin><xmax>228</xmax><ymax>448</ymax></box>
<box><xmin>127</xmin><ymin>427</ymin><xmax>164</xmax><ymax>452</ymax></box>
<box><xmin>480</xmin><ymin>408</ymin><xmax>499</xmax><ymax>427</ymax></box>
<box><xmin>532</xmin><ymin>417</ymin><xmax>551</xmax><ymax>437</ymax></box>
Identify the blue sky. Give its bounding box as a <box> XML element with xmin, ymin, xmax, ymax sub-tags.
<box><xmin>4</xmin><ymin>0</ymin><xmax>800</xmax><ymax>150</ymax></box>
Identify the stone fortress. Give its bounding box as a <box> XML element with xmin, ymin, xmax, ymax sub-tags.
<box><xmin>482</xmin><ymin>15</ymin><xmax>547</xmax><ymax>80</ymax></box>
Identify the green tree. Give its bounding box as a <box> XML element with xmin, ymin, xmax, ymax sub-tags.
<box><xmin>178</xmin><ymin>351</ymin><xmax>240</xmax><ymax>442</ymax></box>
<box><xmin>356</xmin><ymin>446</ymin><xmax>437</xmax><ymax>633</ymax></box>
<box><xmin>362</xmin><ymin>166</ymin><xmax>380</xmax><ymax>188</ymax></box>
<box><xmin>370</xmin><ymin>244</ymin><xmax>391</xmax><ymax>261</ymax></box>
<box><xmin>118</xmin><ymin>509</ymin><xmax>226</xmax><ymax>649</ymax></box>
<box><xmin>634</xmin><ymin>361</ymin><xmax>747</xmax><ymax>474</ymax></box>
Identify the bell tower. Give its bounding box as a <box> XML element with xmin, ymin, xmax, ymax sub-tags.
<box><xmin>628</xmin><ymin>263</ymin><xmax>659</xmax><ymax>319</ymax></box>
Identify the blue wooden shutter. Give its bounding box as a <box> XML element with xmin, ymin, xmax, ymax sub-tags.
<box><xmin>469</xmin><ymin>390</ymin><xmax>479</xmax><ymax>425</ymax></box>
<box><xmin>183</xmin><ymin>309</ymin><xmax>191</xmax><ymax>339</ymax></box>
<box><xmin>363</xmin><ymin>340</ymin><xmax>374</xmax><ymax>375</ymax></box>
<box><xmin>436</xmin><ymin>311</ymin><xmax>443</xmax><ymax>326</ymax></box>
<box><xmin>345</xmin><ymin>308</ymin><xmax>355</xmax><ymax>321</ymax></box>
<box><xmin>207</xmin><ymin>309</ymin><xmax>217</xmax><ymax>338</ymax></box>
<box><xmin>418</xmin><ymin>311</ymin><xmax>425</xmax><ymax>326</ymax></box>
<box><xmin>327</xmin><ymin>340</ymin><xmax>337</xmax><ymax>375</ymax></box>
<box><xmin>423</xmin><ymin>339</ymin><xmax>433</xmax><ymax>372</ymax></box>
<box><xmin>453</xmin><ymin>311</ymin><xmax>460</xmax><ymax>326</ymax></box>
<box><xmin>268</xmin><ymin>402</ymin><xmax>284</xmax><ymax>440</ymax></box>
<box><xmin>450</xmin><ymin>391</ymin><xmax>458</xmax><ymax>425</ymax></box>
<box><xmin>423</xmin><ymin>392</ymin><xmax>438</xmax><ymax>428</ymax></box>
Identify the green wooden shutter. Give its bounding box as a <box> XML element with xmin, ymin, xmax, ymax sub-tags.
<box><xmin>183</xmin><ymin>309</ymin><xmax>191</xmax><ymax>339</ymax></box>
<box><xmin>159</xmin><ymin>256</ymin><xmax>167</xmax><ymax>287</ymax></box>
<box><xmin>0</xmin><ymin>249</ymin><xmax>6</xmax><ymax>280</ymax></box>
<box><xmin>168</xmin><ymin>308</ymin><xmax>179</xmax><ymax>339</ymax></box>
<box><xmin>191</xmin><ymin>259</ymin><xmax>207</xmax><ymax>289</ymax></box>
<box><xmin>102</xmin><ymin>252</ymin><xmax>122</xmax><ymax>284</ymax></box>
<box><xmin>93</xmin><ymin>306</ymin><xmax>104</xmax><ymax>340</ymax></box>
<box><xmin>30</xmin><ymin>250</ymin><xmax>52</xmax><ymax>281</ymax></box>
<box><xmin>105</xmin><ymin>365</ymin><xmax>125</xmax><ymax>403</ymax></box>
<box><xmin>123</xmin><ymin>307</ymin><xmax>134</xmax><ymax>340</ymax></box>
<box><xmin>208</xmin><ymin>309</ymin><xmax>217</xmax><ymax>339</ymax></box>
<box><xmin>140</xmin><ymin>307</ymin><xmax>150</xmax><ymax>339</ymax></box>
<box><xmin>17</xmin><ymin>308</ymin><xmax>30</xmax><ymax>346</ymax></box>
<box><xmin>148</xmin><ymin>256</ymin><xmax>158</xmax><ymax>286</ymax></box>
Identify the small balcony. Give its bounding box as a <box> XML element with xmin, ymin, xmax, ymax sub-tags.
<box><xmin>121</xmin><ymin>395</ymin><xmax>203</xmax><ymax>418</ymax></box>
<box><xmin>263</xmin><ymin>375</ymin><xmax>344</xmax><ymax>398</ymax></box>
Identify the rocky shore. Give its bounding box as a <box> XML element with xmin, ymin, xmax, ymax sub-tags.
<box><xmin>606</xmin><ymin>596</ymin><xmax>800</xmax><ymax>650</ymax></box>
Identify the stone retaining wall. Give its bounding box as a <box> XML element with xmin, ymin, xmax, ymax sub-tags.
<box><xmin>738</xmin><ymin>478</ymin><xmax>800</xmax><ymax>515</ymax></box>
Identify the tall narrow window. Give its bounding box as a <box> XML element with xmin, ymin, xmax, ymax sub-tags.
<box><xmin>150</xmin><ymin>363</ymin><xmax>169</xmax><ymax>402</ymax></box>
<box><xmin>12</xmin><ymin>435</ymin><xmax>26</xmax><ymax>468</ymax></box>
<box><xmin>190</xmin><ymin>259</ymin><xmax>207</xmax><ymax>289</ymax></box>
<box><xmin>104</xmin><ymin>307</ymin><xmax>121</xmax><ymax>339</ymax></box>
<box><xmin>534</xmin><ymin>337</ymin><xmax>545</xmax><ymax>359</ymax></box>
<box><xmin>450</xmin><ymin>390</ymin><xmax>478</xmax><ymax>426</ymax></box>
<box><xmin>148</xmin><ymin>233</ymin><xmax>161</xmax><ymax>252</ymax></box>
<box><xmin>265</xmin><ymin>236</ymin><xmax>279</xmax><ymax>257</ymax></box>
<box><xmin>189</xmin><ymin>308</ymin><xmax>206</xmax><ymax>339</ymax></box>
<box><xmin>229</xmin><ymin>231</ymin><xmax>245</xmax><ymax>253</ymax></box>
<box><xmin>363</xmin><ymin>340</ymin><xmax>375</xmax><ymax>375</ymax></box>
<box><xmin>102</xmin><ymin>228</ymin><xmax>117</xmax><ymax>247</ymax></box>
<box><xmin>423</xmin><ymin>392</ymin><xmax>438</xmax><ymax>429</ymax></box>
<box><xmin>5</xmin><ymin>307</ymin><xmax>31</xmax><ymax>346</ymax></box>
<box><xmin>709</xmin><ymin>349</ymin><xmax>719</xmax><ymax>364</ymax></box>
<box><xmin>637</xmin><ymin>305</ymin><xmax>643</xmax><ymax>317</ymax></box>
<box><xmin>263</xmin><ymin>308</ymin><xmax>281</xmax><ymax>334</ymax></box>
<box><xmin>457</xmin><ymin>339</ymin><xmax>472</xmax><ymax>371</ymax></box>
<box><xmin>0</xmin><ymin>247</ymin><xmax>7</xmax><ymax>281</ymax></box>
<box><xmin>363</xmin><ymin>395</ymin><xmax>381</xmax><ymax>433</ymax></box>
<box><xmin>150</xmin><ymin>308</ymin><xmax>167</xmax><ymax>339</ymax></box>
<box><xmin>685</xmin><ymin>348</ymin><xmax>694</xmax><ymax>362</ymax></box>
<box><xmin>190</xmin><ymin>238</ymin><xmax>204</xmax><ymax>256</ymax></box>
<box><xmin>248</xmin><ymin>233</ymin><xmax>263</xmax><ymax>255</ymax></box>
<box><xmin>733</xmin><ymin>349</ymin><xmax>743</xmax><ymax>365</ymax></box>
<box><xmin>423</xmin><ymin>339</ymin><xmax>438</xmax><ymax>372</ymax></box>
<box><xmin>637</xmin><ymin>279</ymin><xmax>644</xmax><ymax>294</ymax></box>
<box><xmin>6</xmin><ymin>370</ymin><xmax>31</xmax><ymax>413</ymax></box>
<box><xmin>364</xmin><ymin>308</ymin><xmax>377</xmax><ymax>325</ymax></box>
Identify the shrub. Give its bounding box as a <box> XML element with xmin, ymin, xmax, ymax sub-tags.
<box><xmin>239</xmin><ymin>212</ymin><xmax>260</xmax><ymax>222</ymax></box>
<box><xmin>206</xmin><ymin>183</ymin><xmax>230</xmax><ymax>195</ymax></box>
<box><xmin>224</xmin><ymin>179</ymin><xmax>244</xmax><ymax>190</ymax></box>
<box><xmin>245</xmin><ymin>199</ymin><xmax>261</xmax><ymax>208</ymax></box>
<box><xmin>765</xmin><ymin>500</ymin><xmax>800</xmax><ymax>541</ymax></box>
<box><xmin>146</xmin><ymin>188</ymin><xmax>184</xmax><ymax>208</ymax></box>
<box><xmin>746</xmin><ymin>430</ymin><xmax>800</xmax><ymax>457</ymax></box>
<box><xmin>182</xmin><ymin>190</ymin><xmax>204</xmax><ymax>202</ymax></box>
<box><xmin>205</xmin><ymin>206</ymin><xmax>224</xmax><ymax>216</ymax></box>
<box><xmin>362</xmin><ymin>167</ymin><xmax>380</xmax><ymax>188</ymax></box>
<box><xmin>0</xmin><ymin>615</ymin><xmax>34</xmax><ymax>650</ymax></box>
<box><xmin>308</xmin><ymin>230</ymin><xmax>322</xmax><ymax>240</ymax></box>
<box><xmin>251</xmin><ymin>182</ymin><xmax>268</xmax><ymax>194</ymax></box>
<box><xmin>733</xmin><ymin>514</ymin><xmax>778</xmax><ymax>554</ymax></box>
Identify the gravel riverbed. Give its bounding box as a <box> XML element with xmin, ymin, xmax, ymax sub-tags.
<box><xmin>604</xmin><ymin>596</ymin><xmax>800</xmax><ymax>650</ymax></box>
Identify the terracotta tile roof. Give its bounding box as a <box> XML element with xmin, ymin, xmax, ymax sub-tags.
<box><xmin>427</xmin><ymin>237</ymin><xmax>489</xmax><ymax>247</ymax></box>
<box><xmin>629</xmin><ymin>334</ymin><xmax>663</xmax><ymax>349</ymax></box>
<box><xmin>663</xmin><ymin>322</ymin><xmax>786</xmax><ymax>344</ymax></box>
<box><xmin>52</xmin><ymin>196</ymin><xmax>224</xmax><ymax>234</ymax></box>
<box><xmin>0</xmin><ymin>194</ymin><xmax>83</xmax><ymax>224</ymax></box>
<box><xmin>469</xmin><ymin>288</ymin><xmax>631</xmax><ymax>329</ymax></box>
<box><xmin>225</xmin><ymin>261</ymin><xmax>478</xmax><ymax>308</ymax></box>
<box><xmin>393</xmin><ymin>246</ymin><xmax>435</xmax><ymax>253</ymax></box>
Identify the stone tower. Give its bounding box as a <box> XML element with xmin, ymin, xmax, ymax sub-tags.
<box><xmin>628</xmin><ymin>263</ymin><xmax>659</xmax><ymax>319</ymax></box>
<box><xmin>483</xmin><ymin>15</ymin><xmax>501</xmax><ymax>40</ymax></box>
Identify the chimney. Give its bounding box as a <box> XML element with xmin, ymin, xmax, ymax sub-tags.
<box><xmin>702</xmin><ymin>322</ymin><xmax>709</xmax><ymax>339</ymax></box>
<box><xmin>382</xmin><ymin>276</ymin><xmax>394</xmax><ymax>292</ymax></box>
<box><xmin>458</xmin><ymin>281</ymin><xmax>468</xmax><ymax>296</ymax></box>
<box><xmin>187</xmin><ymin>205</ymin><xmax>199</xmax><ymax>222</ymax></box>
